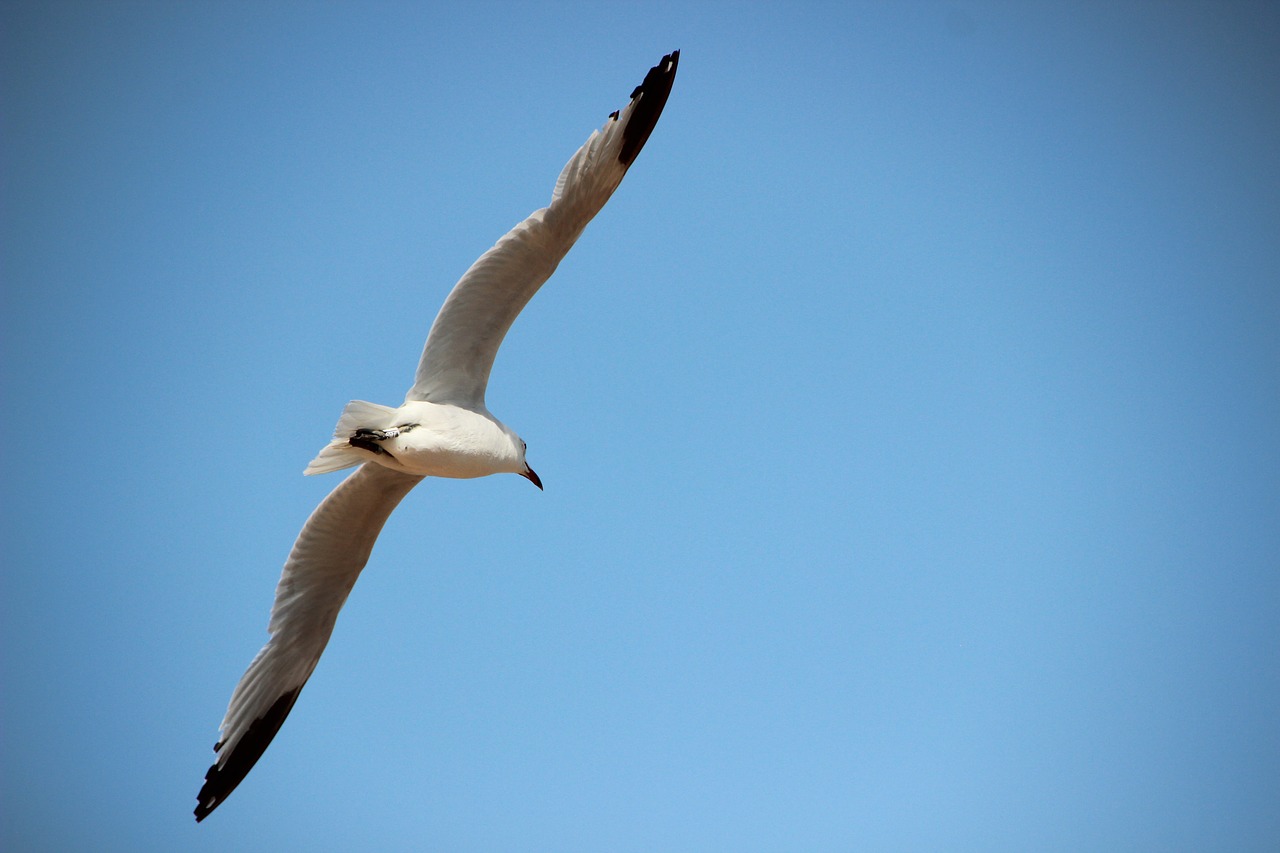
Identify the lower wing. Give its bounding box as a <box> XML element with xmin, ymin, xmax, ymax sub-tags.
<box><xmin>195</xmin><ymin>463</ymin><xmax>424</xmax><ymax>821</ymax></box>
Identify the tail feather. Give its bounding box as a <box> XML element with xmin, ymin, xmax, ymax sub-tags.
<box><xmin>304</xmin><ymin>400</ymin><xmax>397</xmax><ymax>475</ymax></box>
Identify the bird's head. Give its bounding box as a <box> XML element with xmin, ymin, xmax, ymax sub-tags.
<box><xmin>513</xmin><ymin>436</ymin><xmax>542</xmax><ymax>490</ymax></box>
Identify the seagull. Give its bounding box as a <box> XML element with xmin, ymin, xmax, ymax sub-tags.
<box><xmin>195</xmin><ymin>50</ymin><xmax>678</xmax><ymax>822</ymax></box>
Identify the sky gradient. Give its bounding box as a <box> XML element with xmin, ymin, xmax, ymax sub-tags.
<box><xmin>3</xmin><ymin>2</ymin><xmax>1278</xmax><ymax>851</ymax></box>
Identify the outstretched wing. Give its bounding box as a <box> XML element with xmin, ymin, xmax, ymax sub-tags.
<box><xmin>195</xmin><ymin>464</ymin><xmax>424</xmax><ymax>821</ymax></box>
<box><xmin>406</xmin><ymin>50</ymin><xmax>679</xmax><ymax>407</ymax></box>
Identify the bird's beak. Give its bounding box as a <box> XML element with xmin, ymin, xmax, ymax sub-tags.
<box><xmin>520</xmin><ymin>464</ymin><xmax>543</xmax><ymax>491</ymax></box>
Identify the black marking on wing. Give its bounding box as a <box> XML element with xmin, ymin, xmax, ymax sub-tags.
<box><xmin>194</xmin><ymin>684</ymin><xmax>304</xmax><ymax>822</ymax></box>
<box><xmin>617</xmin><ymin>50</ymin><xmax>679</xmax><ymax>168</ymax></box>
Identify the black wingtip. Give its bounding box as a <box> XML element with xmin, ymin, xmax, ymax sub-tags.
<box><xmin>194</xmin><ymin>685</ymin><xmax>304</xmax><ymax>822</ymax></box>
<box><xmin>618</xmin><ymin>50</ymin><xmax>679</xmax><ymax>168</ymax></box>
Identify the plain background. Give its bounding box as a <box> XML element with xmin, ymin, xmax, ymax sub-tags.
<box><xmin>3</xmin><ymin>2</ymin><xmax>1278</xmax><ymax>851</ymax></box>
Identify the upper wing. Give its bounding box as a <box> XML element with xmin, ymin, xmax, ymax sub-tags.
<box><xmin>195</xmin><ymin>463</ymin><xmax>425</xmax><ymax>821</ymax></box>
<box><xmin>406</xmin><ymin>51</ymin><xmax>678</xmax><ymax>406</ymax></box>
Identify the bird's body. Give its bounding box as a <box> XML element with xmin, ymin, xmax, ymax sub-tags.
<box><xmin>304</xmin><ymin>398</ymin><xmax>527</xmax><ymax>480</ymax></box>
<box><xmin>195</xmin><ymin>51</ymin><xmax>678</xmax><ymax>822</ymax></box>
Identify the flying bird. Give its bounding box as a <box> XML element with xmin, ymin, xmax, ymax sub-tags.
<box><xmin>195</xmin><ymin>50</ymin><xmax>679</xmax><ymax>822</ymax></box>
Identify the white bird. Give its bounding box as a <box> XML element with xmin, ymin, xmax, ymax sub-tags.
<box><xmin>195</xmin><ymin>51</ymin><xmax>678</xmax><ymax>822</ymax></box>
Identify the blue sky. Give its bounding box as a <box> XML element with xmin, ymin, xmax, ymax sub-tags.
<box><xmin>3</xmin><ymin>1</ymin><xmax>1278</xmax><ymax>850</ymax></box>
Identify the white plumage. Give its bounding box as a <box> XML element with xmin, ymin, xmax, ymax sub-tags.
<box><xmin>195</xmin><ymin>50</ymin><xmax>678</xmax><ymax>822</ymax></box>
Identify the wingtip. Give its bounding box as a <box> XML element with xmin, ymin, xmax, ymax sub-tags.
<box><xmin>194</xmin><ymin>685</ymin><xmax>305</xmax><ymax>822</ymax></box>
<box><xmin>617</xmin><ymin>50</ymin><xmax>680</xmax><ymax>168</ymax></box>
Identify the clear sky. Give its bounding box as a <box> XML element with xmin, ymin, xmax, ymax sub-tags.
<box><xmin>3</xmin><ymin>2</ymin><xmax>1278</xmax><ymax>850</ymax></box>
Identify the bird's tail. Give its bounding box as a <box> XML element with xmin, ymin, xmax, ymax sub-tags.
<box><xmin>304</xmin><ymin>400</ymin><xmax>398</xmax><ymax>475</ymax></box>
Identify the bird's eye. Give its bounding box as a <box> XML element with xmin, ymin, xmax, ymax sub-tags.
<box><xmin>521</xmin><ymin>440</ymin><xmax>527</xmax><ymax>452</ymax></box>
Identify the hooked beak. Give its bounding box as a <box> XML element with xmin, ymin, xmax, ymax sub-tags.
<box><xmin>520</xmin><ymin>464</ymin><xmax>543</xmax><ymax>491</ymax></box>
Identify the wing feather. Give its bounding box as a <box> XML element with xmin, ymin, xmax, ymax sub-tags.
<box><xmin>195</xmin><ymin>464</ymin><xmax>424</xmax><ymax>820</ymax></box>
<box><xmin>407</xmin><ymin>51</ymin><xmax>678</xmax><ymax>406</ymax></box>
